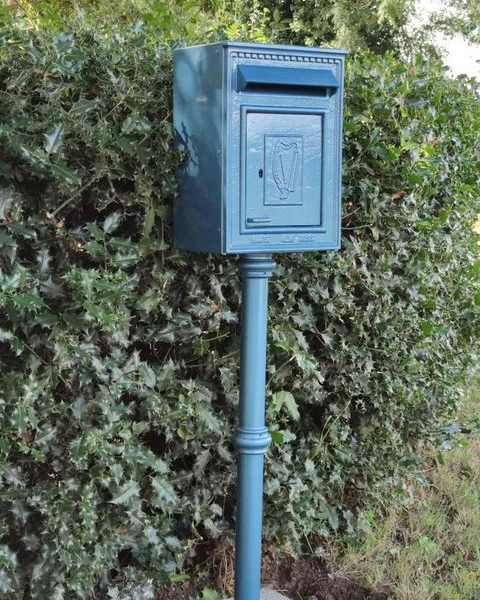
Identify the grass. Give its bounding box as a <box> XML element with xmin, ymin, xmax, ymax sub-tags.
<box><xmin>333</xmin><ymin>381</ymin><xmax>480</xmax><ymax>600</ymax></box>
<box><xmin>184</xmin><ymin>380</ymin><xmax>480</xmax><ymax>600</ymax></box>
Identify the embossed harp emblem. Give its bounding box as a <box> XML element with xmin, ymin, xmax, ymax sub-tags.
<box><xmin>272</xmin><ymin>140</ymin><xmax>300</xmax><ymax>200</ymax></box>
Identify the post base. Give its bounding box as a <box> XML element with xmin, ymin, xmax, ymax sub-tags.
<box><xmin>225</xmin><ymin>588</ymin><xmax>293</xmax><ymax>600</ymax></box>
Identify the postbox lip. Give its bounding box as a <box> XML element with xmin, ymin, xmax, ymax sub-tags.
<box><xmin>236</xmin><ymin>63</ymin><xmax>340</xmax><ymax>92</ymax></box>
<box><xmin>175</xmin><ymin>40</ymin><xmax>349</xmax><ymax>56</ymax></box>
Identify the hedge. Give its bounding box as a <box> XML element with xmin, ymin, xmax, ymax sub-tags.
<box><xmin>0</xmin><ymin>15</ymin><xmax>479</xmax><ymax>598</ymax></box>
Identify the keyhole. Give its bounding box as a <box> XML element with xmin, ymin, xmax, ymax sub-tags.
<box><xmin>258</xmin><ymin>168</ymin><xmax>263</xmax><ymax>179</ymax></box>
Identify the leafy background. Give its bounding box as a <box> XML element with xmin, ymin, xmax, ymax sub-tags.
<box><xmin>0</xmin><ymin>3</ymin><xmax>479</xmax><ymax>598</ymax></box>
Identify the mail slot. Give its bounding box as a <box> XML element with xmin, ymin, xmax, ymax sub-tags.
<box><xmin>173</xmin><ymin>41</ymin><xmax>347</xmax><ymax>254</ymax></box>
<box><xmin>236</xmin><ymin>64</ymin><xmax>339</xmax><ymax>94</ymax></box>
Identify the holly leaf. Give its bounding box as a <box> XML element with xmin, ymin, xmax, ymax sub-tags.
<box><xmin>151</xmin><ymin>476</ymin><xmax>177</xmax><ymax>505</ymax></box>
<box><xmin>110</xmin><ymin>481</ymin><xmax>140</xmax><ymax>505</ymax></box>
<box><xmin>43</xmin><ymin>124</ymin><xmax>64</xmax><ymax>155</ymax></box>
<box><xmin>103</xmin><ymin>211</ymin><xmax>122</xmax><ymax>234</ymax></box>
<box><xmin>271</xmin><ymin>391</ymin><xmax>300</xmax><ymax>421</ymax></box>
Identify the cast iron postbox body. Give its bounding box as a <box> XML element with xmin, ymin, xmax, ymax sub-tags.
<box><xmin>173</xmin><ymin>41</ymin><xmax>347</xmax><ymax>254</ymax></box>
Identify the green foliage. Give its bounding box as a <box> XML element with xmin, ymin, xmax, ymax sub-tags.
<box><xmin>0</xmin><ymin>0</ymin><xmax>276</xmax><ymax>45</ymax></box>
<box><xmin>0</xmin><ymin>0</ymin><xmax>223</xmax><ymax>43</ymax></box>
<box><xmin>338</xmin><ymin>381</ymin><xmax>480</xmax><ymax>600</ymax></box>
<box><xmin>225</xmin><ymin>0</ymin><xmax>416</xmax><ymax>52</ymax></box>
<box><xmin>429</xmin><ymin>0</ymin><xmax>480</xmax><ymax>45</ymax></box>
<box><xmin>0</xmin><ymin>12</ymin><xmax>479</xmax><ymax>600</ymax></box>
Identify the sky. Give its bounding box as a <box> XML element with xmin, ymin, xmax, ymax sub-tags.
<box><xmin>414</xmin><ymin>0</ymin><xmax>480</xmax><ymax>78</ymax></box>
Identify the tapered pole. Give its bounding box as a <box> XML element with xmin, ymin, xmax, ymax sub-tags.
<box><xmin>234</xmin><ymin>253</ymin><xmax>275</xmax><ymax>600</ymax></box>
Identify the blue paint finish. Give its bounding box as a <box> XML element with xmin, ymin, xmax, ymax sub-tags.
<box><xmin>172</xmin><ymin>41</ymin><xmax>347</xmax><ymax>600</ymax></box>
<box><xmin>173</xmin><ymin>43</ymin><xmax>224</xmax><ymax>253</ymax></box>
<box><xmin>234</xmin><ymin>254</ymin><xmax>275</xmax><ymax>600</ymax></box>
<box><xmin>236</xmin><ymin>63</ymin><xmax>339</xmax><ymax>92</ymax></box>
<box><xmin>244</xmin><ymin>111</ymin><xmax>322</xmax><ymax>227</ymax></box>
<box><xmin>173</xmin><ymin>41</ymin><xmax>347</xmax><ymax>254</ymax></box>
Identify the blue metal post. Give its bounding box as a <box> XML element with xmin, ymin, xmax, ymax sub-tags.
<box><xmin>234</xmin><ymin>253</ymin><xmax>276</xmax><ymax>600</ymax></box>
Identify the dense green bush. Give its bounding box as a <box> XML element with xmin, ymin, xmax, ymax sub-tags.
<box><xmin>0</xmin><ymin>14</ymin><xmax>479</xmax><ymax>599</ymax></box>
<box><xmin>225</xmin><ymin>0</ymin><xmax>415</xmax><ymax>52</ymax></box>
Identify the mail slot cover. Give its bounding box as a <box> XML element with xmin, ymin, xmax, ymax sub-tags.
<box><xmin>236</xmin><ymin>64</ymin><xmax>339</xmax><ymax>92</ymax></box>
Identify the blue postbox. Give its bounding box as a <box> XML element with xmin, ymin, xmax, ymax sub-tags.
<box><xmin>173</xmin><ymin>41</ymin><xmax>347</xmax><ymax>254</ymax></box>
<box><xmin>173</xmin><ymin>41</ymin><xmax>347</xmax><ymax>600</ymax></box>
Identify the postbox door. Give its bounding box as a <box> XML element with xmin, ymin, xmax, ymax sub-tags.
<box><xmin>243</xmin><ymin>111</ymin><xmax>324</xmax><ymax>230</ymax></box>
